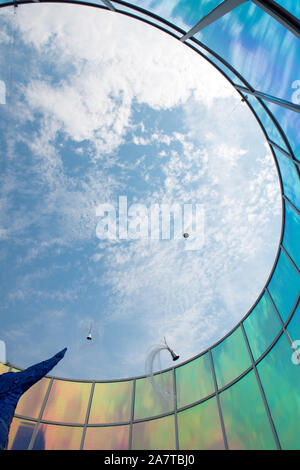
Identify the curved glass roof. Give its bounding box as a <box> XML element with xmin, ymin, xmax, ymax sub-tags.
<box><xmin>0</xmin><ymin>0</ymin><xmax>299</xmax><ymax>451</ymax></box>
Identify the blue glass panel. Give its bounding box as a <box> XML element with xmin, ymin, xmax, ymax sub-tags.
<box><xmin>171</xmin><ymin>0</ymin><xmax>224</xmax><ymax>28</ymax></box>
<box><xmin>273</xmin><ymin>148</ymin><xmax>300</xmax><ymax>211</ymax></box>
<box><xmin>243</xmin><ymin>293</ymin><xmax>282</xmax><ymax>361</ymax></box>
<box><xmin>268</xmin><ymin>249</ymin><xmax>300</xmax><ymax>322</ymax></box>
<box><xmin>8</xmin><ymin>418</ymin><xmax>35</xmax><ymax>450</ymax></box>
<box><xmin>196</xmin><ymin>2</ymin><xmax>300</xmax><ymax>103</ymax></box>
<box><xmin>257</xmin><ymin>333</ymin><xmax>300</xmax><ymax>450</ymax></box>
<box><xmin>244</xmin><ymin>95</ymin><xmax>288</xmax><ymax>150</ymax></box>
<box><xmin>282</xmin><ymin>200</ymin><xmax>300</xmax><ymax>270</ymax></box>
<box><xmin>273</xmin><ymin>1</ymin><xmax>300</xmax><ymax>18</ymax></box>
<box><xmin>115</xmin><ymin>4</ymin><xmax>182</xmax><ymax>37</ymax></box>
<box><xmin>212</xmin><ymin>327</ymin><xmax>251</xmax><ymax>389</ymax></box>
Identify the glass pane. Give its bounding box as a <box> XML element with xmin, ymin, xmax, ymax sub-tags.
<box><xmin>257</xmin><ymin>333</ymin><xmax>300</xmax><ymax>450</ymax></box>
<box><xmin>15</xmin><ymin>377</ymin><xmax>50</xmax><ymax>419</ymax></box>
<box><xmin>196</xmin><ymin>2</ymin><xmax>300</xmax><ymax>103</ymax></box>
<box><xmin>274</xmin><ymin>147</ymin><xmax>300</xmax><ymax>211</ymax></box>
<box><xmin>177</xmin><ymin>397</ymin><xmax>224</xmax><ymax>450</ymax></box>
<box><xmin>88</xmin><ymin>381</ymin><xmax>133</xmax><ymax>424</ymax></box>
<box><xmin>41</xmin><ymin>380</ymin><xmax>91</xmax><ymax>424</ymax></box>
<box><xmin>212</xmin><ymin>327</ymin><xmax>251</xmax><ymax>389</ymax></box>
<box><xmin>188</xmin><ymin>42</ymin><xmax>246</xmax><ymax>87</ymax></box>
<box><xmin>220</xmin><ymin>370</ymin><xmax>277</xmax><ymax>450</ymax></box>
<box><xmin>0</xmin><ymin>363</ymin><xmax>10</xmax><ymax>375</ymax></box>
<box><xmin>176</xmin><ymin>353</ymin><xmax>214</xmax><ymax>409</ymax></box>
<box><xmin>7</xmin><ymin>418</ymin><xmax>35</xmax><ymax>450</ymax></box>
<box><xmin>244</xmin><ymin>95</ymin><xmax>288</xmax><ymax>150</ymax></box>
<box><xmin>273</xmin><ymin>1</ymin><xmax>300</xmax><ymax>21</ymax></box>
<box><xmin>243</xmin><ymin>293</ymin><xmax>282</xmax><ymax>361</ymax></box>
<box><xmin>83</xmin><ymin>425</ymin><xmax>129</xmax><ymax>450</ymax></box>
<box><xmin>268</xmin><ymin>249</ymin><xmax>300</xmax><ymax>322</ymax></box>
<box><xmin>132</xmin><ymin>414</ymin><xmax>175</xmax><ymax>450</ymax></box>
<box><xmin>134</xmin><ymin>371</ymin><xmax>174</xmax><ymax>420</ymax></box>
<box><xmin>262</xmin><ymin>101</ymin><xmax>300</xmax><ymax>162</ymax></box>
<box><xmin>171</xmin><ymin>0</ymin><xmax>224</xmax><ymax>28</ymax></box>
<box><xmin>116</xmin><ymin>5</ymin><xmax>182</xmax><ymax>37</ymax></box>
<box><xmin>282</xmin><ymin>200</ymin><xmax>300</xmax><ymax>270</ymax></box>
<box><xmin>32</xmin><ymin>423</ymin><xmax>83</xmax><ymax>450</ymax></box>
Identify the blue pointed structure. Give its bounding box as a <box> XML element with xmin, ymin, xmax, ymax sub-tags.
<box><xmin>0</xmin><ymin>348</ymin><xmax>67</xmax><ymax>450</ymax></box>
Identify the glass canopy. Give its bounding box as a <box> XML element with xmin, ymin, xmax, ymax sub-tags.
<box><xmin>0</xmin><ymin>0</ymin><xmax>299</xmax><ymax>450</ymax></box>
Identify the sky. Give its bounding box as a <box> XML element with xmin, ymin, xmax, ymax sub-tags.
<box><xmin>0</xmin><ymin>3</ymin><xmax>282</xmax><ymax>380</ymax></box>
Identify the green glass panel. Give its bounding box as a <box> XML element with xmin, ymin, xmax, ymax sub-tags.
<box><xmin>243</xmin><ymin>293</ymin><xmax>282</xmax><ymax>361</ymax></box>
<box><xmin>282</xmin><ymin>201</ymin><xmax>300</xmax><ymax>271</ymax></box>
<box><xmin>176</xmin><ymin>353</ymin><xmax>214</xmax><ymax>409</ymax></box>
<box><xmin>7</xmin><ymin>418</ymin><xmax>35</xmax><ymax>450</ymax></box>
<box><xmin>134</xmin><ymin>370</ymin><xmax>174</xmax><ymax>420</ymax></box>
<box><xmin>212</xmin><ymin>327</ymin><xmax>251</xmax><ymax>389</ymax></box>
<box><xmin>83</xmin><ymin>425</ymin><xmax>130</xmax><ymax>450</ymax></box>
<box><xmin>274</xmin><ymin>148</ymin><xmax>300</xmax><ymax>211</ymax></box>
<box><xmin>171</xmin><ymin>0</ymin><xmax>223</xmax><ymax>28</ymax></box>
<box><xmin>220</xmin><ymin>370</ymin><xmax>276</xmax><ymax>450</ymax></box>
<box><xmin>177</xmin><ymin>397</ymin><xmax>224</xmax><ymax>450</ymax></box>
<box><xmin>257</xmin><ymin>333</ymin><xmax>300</xmax><ymax>450</ymax></box>
<box><xmin>268</xmin><ymin>249</ymin><xmax>300</xmax><ymax>322</ymax></box>
<box><xmin>125</xmin><ymin>0</ymin><xmax>223</xmax><ymax>29</ymax></box>
<box><xmin>32</xmin><ymin>423</ymin><xmax>83</xmax><ymax>450</ymax></box>
<box><xmin>42</xmin><ymin>379</ymin><xmax>91</xmax><ymax>424</ymax></box>
<box><xmin>88</xmin><ymin>381</ymin><xmax>132</xmax><ymax>424</ymax></box>
<box><xmin>132</xmin><ymin>414</ymin><xmax>175</xmax><ymax>450</ymax></box>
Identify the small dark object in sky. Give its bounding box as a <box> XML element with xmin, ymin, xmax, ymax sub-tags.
<box><xmin>183</xmin><ymin>233</ymin><xmax>189</xmax><ymax>238</ymax></box>
<box><xmin>0</xmin><ymin>348</ymin><xmax>67</xmax><ymax>450</ymax></box>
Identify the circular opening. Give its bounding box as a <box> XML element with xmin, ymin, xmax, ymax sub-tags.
<box><xmin>0</xmin><ymin>3</ymin><xmax>282</xmax><ymax>380</ymax></box>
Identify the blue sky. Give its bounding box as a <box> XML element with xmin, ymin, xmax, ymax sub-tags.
<box><xmin>0</xmin><ymin>3</ymin><xmax>282</xmax><ymax>380</ymax></box>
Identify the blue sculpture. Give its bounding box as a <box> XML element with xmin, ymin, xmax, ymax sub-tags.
<box><xmin>0</xmin><ymin>348</ymin><xmax>67</xmax><ymax>450</ymax></box>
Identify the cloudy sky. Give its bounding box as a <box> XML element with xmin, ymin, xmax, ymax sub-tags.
<box><xmin>0</xmin><ymin>3</ymin><xmax>282</xmax><ymax>380</ymax></box>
